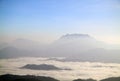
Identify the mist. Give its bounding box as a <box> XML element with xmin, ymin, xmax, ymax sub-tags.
<box><xmin>0</xmin><ymin>34</ymin><xmax>120</xmax><ymax>63</ymax></box>
<box><xmin>1</xmin><ymin>0</ymin><xmax>120</xmax><ymax>81</ymax></box>
<box><xmin>0</xmin><ymin>57</ymin><xmax>120</xmax><ymax>81</ymax></box>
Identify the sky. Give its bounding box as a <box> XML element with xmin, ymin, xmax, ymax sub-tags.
<box><xmin>0</xmin><ymin>0</ymin><xmax>120</xmax><ymax>44</ymax></box>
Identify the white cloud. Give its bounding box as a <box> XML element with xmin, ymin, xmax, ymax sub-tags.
<box><xmin>0</xmin><ymin>57</ymin><xmax>120</xmax><ymax>81</ymax></box>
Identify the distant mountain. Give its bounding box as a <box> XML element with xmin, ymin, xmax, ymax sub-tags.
<box><xmin>47</xmin><ymin>34</ymin><xmax>108</xmax><ymax>57</ymax></box>
<box><xmin>10</xmin><ymin>38</ymin><xmax>46</xmax><ymax>50</ymax></box>
<box><xmin>0</xmin><ymin>39</ymin><xmax>47</xmax><ymax>58</ymax></box>
<box><xmin>47</xmin><ymin>48</ymin><xmax>120</xmax><ymax>63</ymax></box>
<box><xmin>54</xmin><ymin>34</ymin><xmax>107</xmax><ymax>49</ymax></box>
<box><xmin>60</xmin><ymin>34</ymin><xmax>91</xmax><ymax>39</ymax></box>
<box><xmin>0</xmin><ymin>39</ymin><xmax>44</xmax><ymax>50</ymax></box>
<box><xmin>0</xmin><ymin>46</ymin><xmax>31</xmax><ymax>59</ymax></box>
<box><xmin>0</xmin><ymin>43</ymin><xmax>9</xmax><ymax>50</ymax></box>
<box><xmin>0</xmin><ymin>33</ymin><xmax>120</xmax><ymax>63</ymax></box>
<box><xmin>21</xmin><ymin>64</ymin><xmax>71</xmax><ymax>70</ymax></box>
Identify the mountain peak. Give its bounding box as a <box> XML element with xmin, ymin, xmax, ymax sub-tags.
<box><xmin>60</xmin><ymin>33</ymin><xmax>91</xmax><ymax>39</ymax></box>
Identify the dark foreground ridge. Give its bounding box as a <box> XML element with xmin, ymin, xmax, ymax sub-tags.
<box><xmin>0</xmin><ymin>74</ymin><xmax>120</xmax><ymax>81</ymax></box>
<box><xmin>21</xmin><ymin>64</ymin><xmax>71</xmax><ymax>70</ymax></box>
<box><xmin>0</xmin><ymin>74</ymin><xmax>59</xmax><ymax>81</ymax></box>
<box><xmin>100</xmin><ymin>77</ymin><xmax>120</xmax><ymax>81</ymax></box>
<box><xmin>73</xmin><ymin>78</ymin><xmax>96</xmax><ymax>81</ymax></box>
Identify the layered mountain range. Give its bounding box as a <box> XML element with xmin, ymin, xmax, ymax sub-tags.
<box><xmin>0</xmin><ymin>34</ymin><xmax>120</xmax><ymax>63</ymax></box>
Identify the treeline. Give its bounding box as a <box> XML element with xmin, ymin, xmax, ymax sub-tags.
<box><xmin>0</xmin><ymin>74</ymin><xmax>120</xmax><ymax>81</ymax></box>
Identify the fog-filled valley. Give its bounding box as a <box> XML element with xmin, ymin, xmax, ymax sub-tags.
<box><xmin>0</xmin><ymin>57</ymin><xmax>120</xmax><ymax>81</ymax></box>
<box><xmin>0</xmin><ymin>34</ymin><xmax>120</xmax><ymax>81</ymax></box>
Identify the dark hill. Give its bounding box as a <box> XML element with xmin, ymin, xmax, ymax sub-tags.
<box><xmin>0</xmin><ymin>74</ymin><xmax>59</xmax><ymax>81</ymax></box>
<box><xmin>73</xmin><ymin>78</ymin><xmax>96</xmax><ymax>81</ymax></box>
<box><xmin>100</xmin><ymin>77</ymin><xmax>120</xmax><ymax>81</ymax></box>
<box><xmin>21</xmin><ymin>64</ymin><xmax>71</xmax><ymax>70</ymax></box>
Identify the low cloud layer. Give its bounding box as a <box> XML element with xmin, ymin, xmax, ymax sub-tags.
<box><xmin>0</xmin><ymin>57</ymin><xmax>120</xmax><ymax>81</ymax></box>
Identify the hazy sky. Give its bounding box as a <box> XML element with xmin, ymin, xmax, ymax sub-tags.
<box><xmin>1</xmin><ymin>0</ymin><xmax>120</xmax><ymax>44</ymax></box>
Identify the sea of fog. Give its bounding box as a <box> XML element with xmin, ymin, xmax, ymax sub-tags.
<box><xmin>0</xmin><ymin>57</ymin><xmax>120</xmax><ymax>81</ymax></box>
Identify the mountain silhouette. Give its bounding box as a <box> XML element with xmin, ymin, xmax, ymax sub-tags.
<box><xmin>21</xmin><ymin>64</ymin><xmax>71</xmax><ymax>70</ymax></box>
<box><xmin>0</xmin><ymin>74</ymin><xmax>120</xmax><ymax>81</ymax></box>
<box><xmin>100</xmin><ymin>77</ymin><xmax>120</xmax><ymax>81</ymax></box>
<box><xmin>0</xmin><ymin>74</ymin><xmax>59</xmax><ymax>81</ymax></box>
<box><xmin>73</xmin><ymin>78</ymin><xmax>96</xmax><ymax>81</ymax></box>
